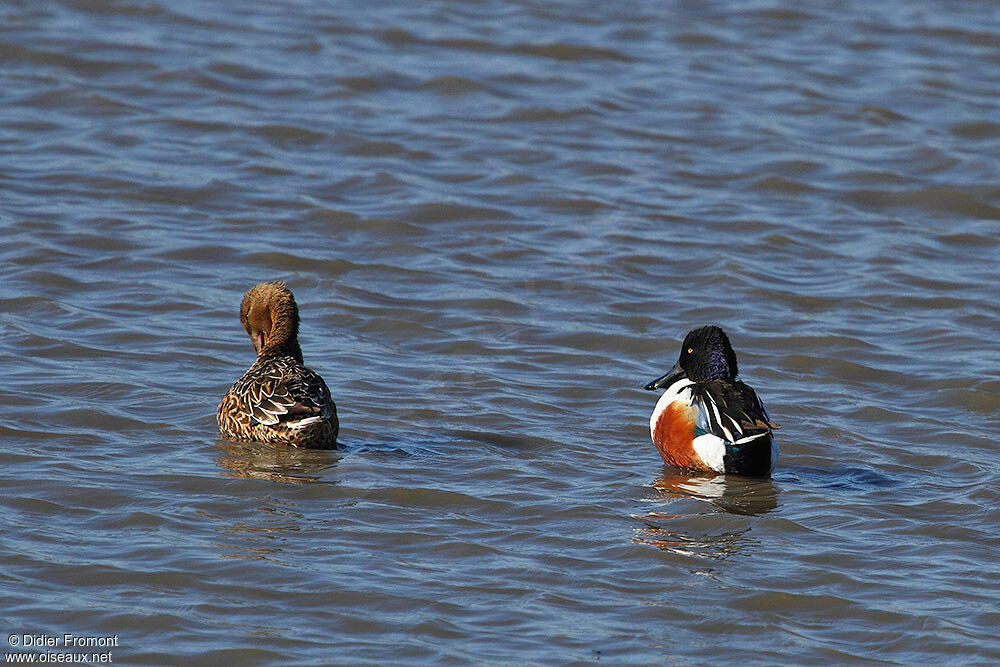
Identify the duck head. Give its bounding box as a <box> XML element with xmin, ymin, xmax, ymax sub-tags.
<box><xmin>239</xmin><ymin>281</ymin><xmax>303</xmax><ymax>363</ymax></box>
<box><xmin>644</xmin><ymin>325</ymin><xmax>739</xmax><ymax>390</ymax></box>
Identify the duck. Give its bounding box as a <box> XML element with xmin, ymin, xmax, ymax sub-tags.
<box><xmin>217</xmin><ymin>281</ymin><xmax>339</xmax><ymax>449</ymax></box>
<box><xmin>643</xmin><ymin>325</ymin><xmax>778</xmax><ymax>476</ymax></box>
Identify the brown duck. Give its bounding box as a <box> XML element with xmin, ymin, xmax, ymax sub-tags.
<box><xmin>217</xmin><ymin>282</ymin><xmax>339</xmax><ymax>448</ymax></box>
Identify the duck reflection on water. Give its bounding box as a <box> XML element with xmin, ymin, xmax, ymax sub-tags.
<box><xmin>650</xmin><ymin>469</ymin><xmax>779</xmax><ymax>516</ymax></box>
<box><xmin>632</xmin><ymin>469</ymin><xmax>779</xmax><ymax>556</ymax></box>
<box><xmin>210</xmin><ymin>441</ymin><xmax>343</xmax><ymax>564</ymax></box>
<box><xmin>215</xmin><ymin>439</ymin><xmax>341</xmax><ymax>485</ymax></box>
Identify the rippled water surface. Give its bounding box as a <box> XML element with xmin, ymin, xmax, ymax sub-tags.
<box><xmin>3</xmin><ymin>0</ymin><xmax>1000</xmax><ymax>663</ymax></box>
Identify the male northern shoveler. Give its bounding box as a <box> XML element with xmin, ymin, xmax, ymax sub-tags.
<box><xmin>217</xmin><ymin>282</ymin><xmax>339</xmax><ymax>449</ymax></box>
<box><xmin>643</xmin><ymin>325</ymin><xmax>778</xmax><ymax>476</ymax></box>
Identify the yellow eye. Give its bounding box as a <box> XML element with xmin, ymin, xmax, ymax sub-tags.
<box><xmin>686</xmin><ymin>348</ymin><xmax>693</xmax><ymax>354</ymax></box>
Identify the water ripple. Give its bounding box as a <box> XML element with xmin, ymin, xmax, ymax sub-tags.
<box><xmin>2</xmin><ymin>0</ymin><xmax>999</xmax><ymax>663</ymax></box>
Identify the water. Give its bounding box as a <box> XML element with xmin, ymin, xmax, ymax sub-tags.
<box><xmin>3</xmin><ymin>0</ymin><xmax>1000</xmax><ymax>663</ymax></box>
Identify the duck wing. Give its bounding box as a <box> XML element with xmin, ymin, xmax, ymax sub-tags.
<box><xmin>241</xmin><ymin>357</ymin><xmax>335</xmax><ymax>426</ymax></box>
<box><xmin>691</xmin><ymin>379</ymin><xmax>779</xmax><ymax>443</ymax></box>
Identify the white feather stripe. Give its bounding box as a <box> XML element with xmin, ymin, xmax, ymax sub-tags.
<box><xmin>287</xmin><ymin>416</ymin><xmax>323</xmax><ymax>429</ymax></box>
<box><xmin>714</xmin><ymin>401</ymin><xmax>724</xmax><ymax>427</ymax></box>
<box><xmin>706</xmin><ymin>396</ymin><xmax>723</xmax><ymax>431</ymax></box>
<box><xmin>731</xmin><ymin>431</ymin><xmax>767</xmax><ymax>445</ymax></box>
<box><xmin>700</xmin><ymin>395</ymin><xmax>736</xmax><ymax>442</ymax></box>
<box><xmin>723</xmin><ymin>413</ymin><xmax>744</xmax><ymax>440</ymax></box>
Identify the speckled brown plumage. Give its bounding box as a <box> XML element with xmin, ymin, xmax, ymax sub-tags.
<box><xmin>217</xmin><ymin>282</ymin><xmax>338</xmax><ymax>449</ymax></box>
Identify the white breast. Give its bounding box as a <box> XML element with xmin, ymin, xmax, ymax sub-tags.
<box><xmin>649</xmin><ymin>378</ymin><xmax>694</xmax><ymax>437</ymax></box>
<box><xmin>650</xmin><ymin>379</ymin><xmax>727</xmax><ymax>473</ymax></box>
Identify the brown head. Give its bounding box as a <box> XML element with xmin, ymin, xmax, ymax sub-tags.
<box><xmin>239</xmin><ymin>281</ymin><xmax>303</xmax><ymax>362</ymax></box>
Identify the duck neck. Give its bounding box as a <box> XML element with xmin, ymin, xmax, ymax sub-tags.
<box><xmin>259</xmin><ymin>338</ymin><xmax>303</xmax><ymax>364</ymax></box>
<box><xmin>258</xmin><ymin>299</ymin><xmax>303</xmax><ymax>363</ymax></box>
